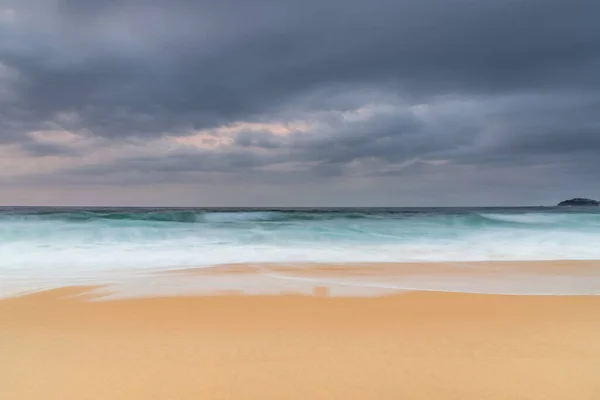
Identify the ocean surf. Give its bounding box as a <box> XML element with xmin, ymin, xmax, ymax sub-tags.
<box><xmin>1</xmin><ymin>206</ymin><xmax>600</xmax><ymax>297</ymax></box>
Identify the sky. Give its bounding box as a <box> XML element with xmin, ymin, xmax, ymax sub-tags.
<box><xmin>0</xmin><ymin>0</ymin><xmax>599</xmax><ymax>207</ymax></box>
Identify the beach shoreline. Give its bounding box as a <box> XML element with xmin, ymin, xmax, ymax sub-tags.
<box><xmin>26</xmin><ymin>259</ymin><xmax>600</xmax><ymax>300</ymax></box>
<box><xmin>2</xmin><ymin>286</ymin><xmax>600</xmax><ymax>399</ymax></box>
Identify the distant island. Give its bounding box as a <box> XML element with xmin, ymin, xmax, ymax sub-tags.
<box><xmin>557</xmin><ymin>198</ymin><xmax>600</xmax><ymax>206</ymax></box>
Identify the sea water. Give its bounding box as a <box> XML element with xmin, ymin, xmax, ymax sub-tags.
<box><xmin>1</xmin><ymin>206</ymin><xmax>600</xmax><ymax>297</ymax></box>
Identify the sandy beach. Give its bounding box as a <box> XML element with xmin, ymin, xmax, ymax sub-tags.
<box><xmin>2</xmin><ymin>285</ymin><xmax>600</xmax><ymax>400</ymax></box>
<box><xmin>4</xmin><ymin>0</ymin><xmax>600</xmax><ymax>396</ymax></box>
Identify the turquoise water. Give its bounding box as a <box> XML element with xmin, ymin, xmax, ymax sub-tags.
<box><xmin>1</xmin><ymin>206</ymin><xmax>600</xmax><ymax>296</ymax></box>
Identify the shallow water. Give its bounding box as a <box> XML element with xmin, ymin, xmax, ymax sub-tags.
<box><xmin>1</xmin><ymin>206</ymin><xmax>600</xmax><ymax>297</ymax></box>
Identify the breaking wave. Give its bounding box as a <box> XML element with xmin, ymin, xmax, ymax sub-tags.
<box><xmin>1</xmin><ymin>206</ymin><xmax>600</xmax><ymax>297</ymax></box>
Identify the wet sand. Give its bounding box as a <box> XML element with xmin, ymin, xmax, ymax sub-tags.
<box><xmin>97</xmin><ymin>260</ymin><xmax>600</xmax><ymax>298</ymax></box>
<box><xmin>168</xmin><ymin>260</ymin><xmax>600</xmax><ymax>276</ymax></box>
<box><xmin>2</xmin><ymin>286</ymin><xmax>600</xmax><ymax>399</ymax></box>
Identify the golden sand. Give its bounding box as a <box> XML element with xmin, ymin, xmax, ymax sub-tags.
<box><xmin>1</xmin><ymin>286</ymin><xmax>600</xmax><ymax>399</ymax></box>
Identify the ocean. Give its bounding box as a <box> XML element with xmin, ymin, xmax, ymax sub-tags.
<box><xmin>1</xmin><ymin>206</ymin><xmax>600</xmax><ymax>297</ymax></box>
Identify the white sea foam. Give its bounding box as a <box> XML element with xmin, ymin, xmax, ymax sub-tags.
<box><xmin>2</xmin><ymin>207</ymin><xmax>600</xmax><ymax>297</ymax></box>
<box><xmin>480</xmin><ymin>213</ymin><xmax>565</xmax><ymax>224</ymax></box>
<box><xmin>478</xmin><ymin>213</ymin><xmax>596</xmax><ymax>225</ymax></box>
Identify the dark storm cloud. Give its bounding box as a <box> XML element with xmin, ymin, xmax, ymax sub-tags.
<box><xmin>234</xmin><ymin>130</ymin><xmax>285</xmax><ymax>149</ymax></box>
<box><xmin>18</xmin><ymin>138</ymin><xmax>79</xmax><ymax>157</ymax></box>
<box><xmin>447</xmin><ymin>94</ymin><xmax>600</xmax><ymax>169</ymax></box>
<box><xmin>2</xmin><ymin>0</ymin><xmax>599</xmax><ymax>138</ymax></box>
<box><xmin>1</xmin><ymin>0</ymin><xmax>600</xmax><ymax>204</ymax></box>
<box><xmin>21</xmin><ymin>92</ymin><xmax>599</xmax><ymax>188</ymax></box>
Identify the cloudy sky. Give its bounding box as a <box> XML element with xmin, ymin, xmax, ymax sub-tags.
<box><xmin>0</xmin><ymin>0</ymin><xmax>598</xmax><ymax>206</ymax></box>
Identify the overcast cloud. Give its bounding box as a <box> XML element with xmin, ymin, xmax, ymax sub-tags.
<box><xmin>0</xmin><ymin>0</ymin><xmax>599</xmax><ymax>206</ymax></box>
